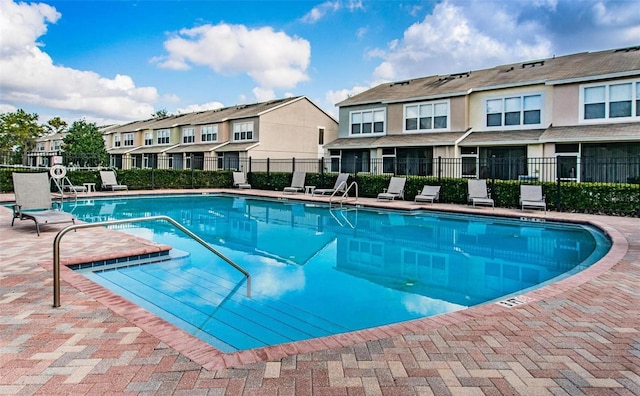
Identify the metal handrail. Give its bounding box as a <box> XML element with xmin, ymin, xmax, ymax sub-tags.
<box><xmin>52</xmin><ymin>215</ymin><xmax>251</xmax><ymax>307</ymax></box>
<box><xmin>329</xmin><ymin>181</ymin><xmax>358</xmax><ymax>208</ymax></box>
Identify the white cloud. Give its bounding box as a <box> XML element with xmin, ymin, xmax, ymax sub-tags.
<box><xmin>325</xmin><ymin>85</ymin><xmax>370</xmax><ymax>107</ymax></box>
<box><xmin>0</xmin><ymin>0</ymin><xmax>160</xmax><ymax>124</ymax></box>
<box><xmin>592</xmin><ymin>1</ymin><xmax>640</xmax><ymax>27</ymax></box>
<box><xmin>370</xmin><ymin>0</ymin><xmax>553</xmax><ymax>81</ymax></box>
<box><xmin>176</xmin><ymin>101</ymin><xmax>224</xmax><ymax>114</ymax></box>
<box><xmin>252</xmin><ymin>87</ymin><xmax>276</xmax><ymax>102</ymax></box>
<box><xmin>300</xmin><ymin>0</ymin><xmax>362</xmax><ymax>23</ymax></box>
<box><xmin>156</xmin><ymin>23</ymin><xmax>311</xmax><ymax>91</ymax></box>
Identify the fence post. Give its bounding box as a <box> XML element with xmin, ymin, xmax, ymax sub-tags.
<box><xmin>490</xmin><ymin>155</ymin><xmax>495</xmax><ymax>192</ymax></box>
<box><xmin>437</xmin><ymin>156</ymin><xmax>442</xmax><ymax>182</ymax></box>
<box><xmin>292</xmin><ymin>157</ymin><xmax>296</xmax><ymax>173</ymax></box>
<box><xmin>267</xmin><ymin>158</ymin><xmax>270</xmax><ymax>175</ymax></box>
<box><xmin>556</xmin><ymin>163</ymin><xmax>562</xmax><ymax>212</ymax></box>
<box><xmin>637</xmin><ymin>154</ymin><xmax>640</xmax><ymax>216</ymax></box>
<box><xmin>151</xmin><ymin>167</ymin><xmax>155</xmax><ymax>190</ymax></box>
<box><xmin>248</xmin><ymin>157</ymin><xmax>252</xmax><ymax>173</ymax></box>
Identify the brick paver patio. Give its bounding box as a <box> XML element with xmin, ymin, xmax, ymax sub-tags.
<box><xmin>1</xmin><ymin>189</ymin><xmax>638</xmax><ymax>395</ymax></box>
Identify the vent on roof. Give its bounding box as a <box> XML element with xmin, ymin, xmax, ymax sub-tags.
<box><xmin>614</xmin><ymin>45</ymin><xmax>640</xmax><ymax>53</ymax></box>
<box><xmin>391</xmin><ymin>80</ymin><xmax>411</xmax><ymax>87</ymax></box>
<box><xmin>521</xmin><ymin>60</ymin><xmax>544</xmax><ymax>68</ymax></box>
<box><xmin>449</xmin><ymin>71</ymin><xmax>470</xmax><ymax>79</ymax></box>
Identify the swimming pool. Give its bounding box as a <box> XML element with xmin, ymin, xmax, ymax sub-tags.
<box><xmin>65</xmin><ymin>194</ymin><xmax>611</xmax><ymax>352</ymax></box>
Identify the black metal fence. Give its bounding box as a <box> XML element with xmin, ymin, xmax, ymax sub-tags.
<box><xmin>3</xmin><ymin>152</ymin><xmax>640</xmax><ymax>185</ymax></box>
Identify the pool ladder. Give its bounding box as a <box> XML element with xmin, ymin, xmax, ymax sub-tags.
<box><xmin>52</xmin><ymin>215</ymin><xmax>251</xmax><ymax>307</ymax></box>
<box><xmin>329</xmin><ymin>181</ymin><xmax>358</xmax><ymax>209</ymax></box>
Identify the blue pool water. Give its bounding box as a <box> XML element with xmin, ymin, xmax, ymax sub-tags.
<box><xmin>64</xmin><ymin>194</ymin><xmax>611</xmax><ymax>352</ymax></box>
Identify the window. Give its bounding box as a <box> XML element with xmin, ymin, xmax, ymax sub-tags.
<box><xmin>233</xmin><ymin>122</ymin><xmax>254</xmax><ymax>141</ymax></box>
<box><xmin>182</xmin><ymin>127</ymin><xmax>195</xmax><ymax>143</ymax></box>
<box><xmin>201</xmin><ymin>125</ymin><xmax>218</xmax><ymax>142</ymax></box>
<box><xmin>486</xmin><ymin>94</ymin><xmax>542</xmax><ymax>127</ymax></box>
<box><xmin>581</xmin><ymin>79</ymin><xmax>640</xmax><ymax>121</ymax></box>
<box><xmin>318</xmin><ymin>127</ymin><xmax>324</xmax><ymax>145</ymax></box>
<box><xmin>350</xmin><ymin>109</ymin><xmax>385</xmax><ymax>135</ymax></box>
<box><xmin>52</xmin><ymin>140</ymin><xmax>61</xmax><ymax>151</ymax></box>
<box><xmin>123</xmin><ymin>133</ymin><xmax>134</xmax><ymax>146</ymax></box>
<box><xmin>404</xmin><ymin>101</ymin><xmax>449</xmax><ymax>131</ymax></box>
<box><xmin>157</xmin><ymin>129</ymin><xmax>170</xmax><ymax>144</ymax></box>
<box><xmin>114</xmin><ymin>135</ymin><xmax>121</xmax><ymax>147</ymax></box>
<box><xmin>144</xmin><ymin>132</ymin><xmax>153</xmax><ymax>146</ymax></box>
<box><xmin>36</xmin><ymin>142</ymin><xmax>45</xmax><ymax>151</ymax></box>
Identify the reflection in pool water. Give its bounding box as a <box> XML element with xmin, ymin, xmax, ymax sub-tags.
<box><xmin>66</xmin><ymin>195</ymin><xmax>611</xmax><ymax>352</ymax></box>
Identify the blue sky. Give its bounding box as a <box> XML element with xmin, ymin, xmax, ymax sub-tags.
<box><xmin>0</xmin><ymin>0</ymin><xmax>639</xmax><ymax>126</ymax></box>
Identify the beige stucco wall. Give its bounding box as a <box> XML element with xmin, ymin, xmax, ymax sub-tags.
<box><xmin>385</xmin><ymin>96</ymin><xmax>466</xmax><ymax>135</ymax></box>
<box><xmin>552</xmin><ymin>84</ymin><xmax>579</xmax><ymax>126</ymax></box>
<box><xmin>249</xmin><ymin>99</ymin><xmax>338</xmax><ymax>160</ymax></box>
<box><xmin>468</xmin><ymin>84</ymin><xmax>553</xmax><ymax>130</ymax></box>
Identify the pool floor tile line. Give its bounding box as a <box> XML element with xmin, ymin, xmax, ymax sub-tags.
<box><xmin>0</xmin><ymin>189</ymin><xmax>639</xmax><ymax>394</ymax></box>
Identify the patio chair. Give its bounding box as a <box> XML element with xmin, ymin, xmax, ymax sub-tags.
<box><xmin>377</xmin><ymin>177</ymin><xmax>406</xmax><ymax>201</ymax></box>
<box><xmin>467</xmin><ymin>179</ymin><xmax>494</xmax><ymax>207</ymax></box>
<box><xmin>313</xmin><ymin>173</ymin><xmax>349</xmax><ymax>196</ymax></box>
<box><xmin>233</xmin><ymin>172</ymin><xmax>251</xmax><ymax>189</ymax></box>
<box><xmin>11</xmin><ymin>172</ymin><xmax>76</xmax><ymax>236</ymax></box>
<box><xmin>520</xmin><ymin>185</ymin><xmax>546</xmax><ymax>211</ymax></box>
<box><xmin>414</xmin><ymin>185</ymin><xmax>441</xmax><ymax>203</ymax></box>
<box><xmin>100</xmin><ymin>170</ymin><xmax>128</xmax><ymax>191</ymax></box>
<box><xmin>283</xmin><ymin>171</ymin><xmax>306</xmax><ymax>194</ymax></box>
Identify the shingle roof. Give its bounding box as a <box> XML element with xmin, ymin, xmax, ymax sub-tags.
<box><xmin>107</xmin><ymin>96</ymin><xmax>307</xmax><ymax>133</ymax></box>
<box><xmin>338</xmin><ymin>46</ymin><xmax>640</xmax><ymax>107</ymax></box>
<box><xmin>541</xmin><ymin>122</ymin><xmax>640</xmax><ymax>143</ymax></box>
<box><xmin>459</xmin><ymin>130</ymin><xmax>547</xmax><ymax>146</ymax></box>
<box><xmin>325</xmin><ymin>131</ymin><xmax>466</xmax><ymax>149</ymax></box>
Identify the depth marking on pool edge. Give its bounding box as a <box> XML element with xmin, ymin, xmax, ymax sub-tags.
<box><xmin>496</xmin><ymin>295</ymin><xmax>536</xmax><ymax>308</ymax></box>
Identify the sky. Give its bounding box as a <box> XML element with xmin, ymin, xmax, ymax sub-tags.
<box><xmin>0</xmin><ymin>0</ymin><xmax>639</xmax><ymax>127</ymax></box>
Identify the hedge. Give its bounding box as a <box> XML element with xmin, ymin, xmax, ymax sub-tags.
<box><xmin>1</xmin><ymin>168</ymin><xmax>638</xmax><ymax>217</ymax></box>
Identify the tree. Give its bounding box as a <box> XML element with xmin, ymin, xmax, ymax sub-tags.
<box><xmin>0</xmin><ymin>109</ymin><xmax>45</xmax><ymax>164</ymax></box>
<box><xmin>62</xmin><ymin>120</ymin><xmax>108</xmax><ymax>167</ymax></box>
<box><xmin>152</xmin><ymin>109</ymin><xmax>169</xmax><ymax>118</ymax></box>
<box><xmin>44</xmin><ymin>116</ymin><xmax>68</xmax><ymax>135</ymax></box>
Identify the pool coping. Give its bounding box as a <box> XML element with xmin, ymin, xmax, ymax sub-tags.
<box><xmin>32</xmin><ymin>189</ymin><xmax>630</xmax><ymax>371</ymax></box>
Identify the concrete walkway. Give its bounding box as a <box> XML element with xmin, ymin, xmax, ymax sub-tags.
<box><xmin>0</xmin><ymin>189</ymin><xmax>638</xmax><ymax>395</ymax></box>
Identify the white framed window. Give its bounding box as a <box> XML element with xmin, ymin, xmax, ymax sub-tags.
<box><xmin>485</xmin><ymin>94</ymin><xmax>542</xmax><ymax>128</ymax></box>
<box><xmin>157</xmin><ymin>129</ymin><xmax>170</xmax><ymax>144</ymax></box>
<box><xmin>114</xmin><ymin>135</ymin><xmax>121</xmax><ymax>147</ymax></box>
<box><xmin>144</xmin><ymin>132</ymin><xmax>153</xmax><ymax>146</ymax></box>
<box><xmin>52</xmin><ymin>140</ymin><xmax>61</xmax><ymax>151</ymax></box>
<box><xmin>350</xmin><ymin>108</ymin><xmax>385</xmax><ymax>135</ymax></box>
<box><xmin>580</xmin><ymin>79</ymin><xmax>640</xmax><ymax>122</ymax></box>
<box><xmin>201</xmin><ymin>125</ymin><xmax>218</xmax><ymax>142</ymax></box>
<box><xmin>404</xmin><ymin>100</ymin><xmax>449</xmax><ymax>132</ymax></box>
<box><xmin>233</xmin><ymin>121</ymin><xmax>254</xmax><ymax>141</ymax></box>
<box><xmin>182</xmin><ymin>127</ymin><xmax>195</xmax><ymax>143</ymax></box>
<box><xmin>123</xmin><ymin>133</ymin><xmax>134</xmax><ymax>146</ymax></box>
<box><xmin>36</xmin><ymin>142</ymin><xmax>45</xmax><ymax>151</ymax></box>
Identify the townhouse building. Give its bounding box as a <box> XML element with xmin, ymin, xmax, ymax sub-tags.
<box><xmin>103</xmin><ymin>96</ymin><xmax>337</xmax><ymax>172</ymax></box>
<box><xmin>330</xmin><ymin>46</ymin><xmax>640</xmax><ymax>183</ymax></box>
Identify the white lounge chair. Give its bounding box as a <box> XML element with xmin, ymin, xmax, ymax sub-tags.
<box><xmin>283</xmin><ymin>171</ymin><xmax>306</xmax><ymax>194</ymax></box>
<box><xmin>11</xmin><ymin>172</ymin><xmax>76</xmax><ymax>236</ymax></box>
<box><xmin>467</xmin><ymin>179</ymin><xmax>494</xmax><ymax>207</ymax></box>
<box><xmin>100</xmin><ymin>171</ymin><xmax>128</xmax><ymax>191</ymax></box>
<box><xmin>233</xmin><ymin>172</ymin><xmax>251</xmax><ymax>189</ymax></box>
<box><xmin>313</xmin><ymin>173</ymin><xmax>349</xmax><ymax>196</ymax></box>
<box><xmin>415</xmin><ymin>185</ymin><xmax>441</xmax><ymax>203</ymax></box>
<box><xmin>377</xmin><ymin>177</ymin><xmax>406</xmax><ymax>201</ymax></box>
<box><xmin>520</xmin><ymin>185</ymin><xmax>546</xmax><ymax>211</ymax></box>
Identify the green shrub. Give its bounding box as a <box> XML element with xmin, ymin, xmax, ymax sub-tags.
<box><xmin>1</xmin><ymin>168</ymin><xmax>637</xmax><ymax>216</ymax></box>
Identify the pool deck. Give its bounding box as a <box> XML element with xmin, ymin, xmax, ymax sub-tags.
<box><xmin>1</xmin><ymin>188</ymin><xmax>639</xmax><ymax>395</ymax></box>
